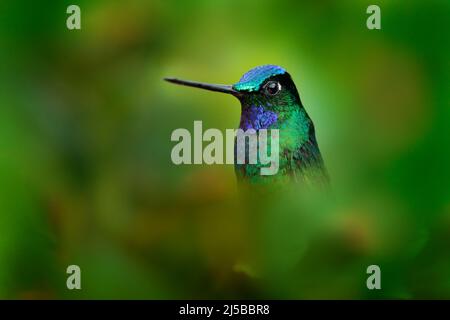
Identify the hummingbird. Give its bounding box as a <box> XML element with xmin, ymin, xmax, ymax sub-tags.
<box><xmin>165</xmin><ymin>65</ymin><xmax>328</xmax><ymax>187</ymax></box>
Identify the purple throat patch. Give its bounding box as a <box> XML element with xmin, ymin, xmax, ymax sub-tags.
<box><xmin>239</xmin><ymin>105</ymin><xmax>278</xmax><ymax>130</ymax></box>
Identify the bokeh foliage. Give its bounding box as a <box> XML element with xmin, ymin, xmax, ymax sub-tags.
<box><xmin>0</xmin><ymin>0</ymin><xmax>449</xmax><ymax>299</ymax></box>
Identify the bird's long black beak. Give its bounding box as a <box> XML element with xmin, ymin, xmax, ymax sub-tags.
<box><xmin>164</xmin><ymin>77</ymin><xmax>240</xmax><ymax>96</ymax></box>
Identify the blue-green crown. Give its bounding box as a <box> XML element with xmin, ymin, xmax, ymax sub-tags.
<box><xmin>233</xmin><ymin>65</ymin><xmax>286</xmax><ymax>92</ymax></box>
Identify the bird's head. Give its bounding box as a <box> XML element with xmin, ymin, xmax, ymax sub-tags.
<box><xmin>164</xmin><ymin>65</ymin><xmax>303</xmax><ymax>112</ymax></box>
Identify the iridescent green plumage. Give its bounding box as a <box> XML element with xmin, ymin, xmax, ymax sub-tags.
<box><xmin>233</xmin><ymin>66</ymin><xmax>328</xmax><ymax>187</ymax></box>
<box><xmin>165</xmin><ymin>65</ymin><xmax>329</xmax><ymax>188</ymax></box>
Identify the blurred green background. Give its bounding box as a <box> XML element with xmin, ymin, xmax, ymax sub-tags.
<box><xmin>0</xmin><ymin>0</ymin><xmax>449</xmax><ymax>299</ymax></box>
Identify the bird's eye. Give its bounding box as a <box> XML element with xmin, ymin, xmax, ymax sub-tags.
<box><xmin>264</xmin><ymin>81</ymin><xmax>281</xmax><ymax>96</ymax></box>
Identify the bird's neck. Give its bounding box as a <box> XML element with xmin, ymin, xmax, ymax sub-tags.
<box><xmin>277</xmin><ymin>107</ymin><xmax>312</xmax><ymax>152</ymax></box>
<box><xmin>239</xmin><ymin>104</ymin><xmax>311</xmax><ymax>149</ymax></box>
<box><xmin>239</xmin><ymin>105</ymin><xmax>278</xmax><ymax>131</ymax></box>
